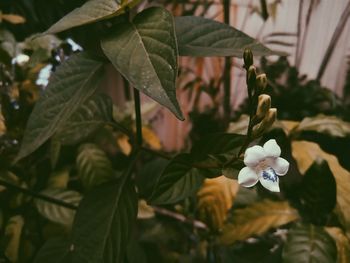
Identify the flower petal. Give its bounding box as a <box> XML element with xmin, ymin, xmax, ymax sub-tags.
<box><xmin>263</xmin><ymin>139</ymin><xmax>281</xmax><ymax>158</ymax></box>
<box><xmin>271</xmin><ymin>157</ymin><xmax>289</xmax><ymax>176</ymax></box>
<box><xmin>259</xmin><ymin>168</ymin><xmax>280</xmax><ymax>192</ymax></box>
<box><xmin>244</xmin><ymin>145</ymin><xmax>266</xmax><ymax>167</ymax></box>
<box><xmin>238</xmin><ymin>167</ymin><xmax>259</xmax><ymax>187</ymax></box>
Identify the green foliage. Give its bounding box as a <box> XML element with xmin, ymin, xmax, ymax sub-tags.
<box><xmin>282</xmin><ymin>224</ymin><xmax>337</xmax><ymax>263</ymax></box>
<box><xmin>55</xmin><ymin>93</ymin><xmax>113</xmax><ymax>145</ymax></box>
<box><xmin>148</xmin><ymin>154</ymin><xmax>205</xmax><ymax>205</ymax></box>
<box><xmin>296</xmin><ymin>159</ymin><xmax>336</xmax><ymax>224</ymax></box>
<box><xmin>45</xmin><ymin>0</ymin><xmax>141</xmax><ymax>34</ymax></box>
<box><xmin>69</xmin><ymin>180</ymin><xmax>137</xmax><ymax>263</ymax></box>
<box><xmin>1</xmin><ymin>1</ymin><xmax>349</xmax><ymax>262</ymax></box>
<box><xmin>101</xmin><ymin>7</ymin><xmax>184</xmax><ymax>120</ymax></box>
<box><xmin>15</xmin><ymin>52</ymin><xmax>104</xmax><ymax>162</ymax></box>
<box><xmin>76</xmin><ymin>143</ymin><xmax>115</xmax><ymax>190</ymax></box>
<box><xmin>175</xmin><ymin>16</ymin><xmax>278</xmax><ymax>57</ymax></box>
<box><xmin>35</xmin><ymin>189</ymin><xmax>81</xmax><ymax>225</ymax></box>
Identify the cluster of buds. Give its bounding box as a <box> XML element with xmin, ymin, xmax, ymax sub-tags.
<box><xmin>243</xmin><ymin>49</ymin><xmax>276</xmax><ymax>138</ymax></box>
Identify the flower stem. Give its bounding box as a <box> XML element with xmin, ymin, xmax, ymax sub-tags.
<box><xmin>133</xmin><ymin>88</ymin><xmax>143</xmax><ymax>147</ymax></box>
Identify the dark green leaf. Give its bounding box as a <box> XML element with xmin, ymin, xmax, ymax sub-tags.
<box><xmin>191</xmin><ymin>133</ymin><xmax>245</xmax><ymax>166</ymax></box>
<box><xmin>297</xmin><ymin>159</ymin><xmax>336</xmax><ymax>224</ymax></box>
<box><xmin>76</xmin><ymin>143</ymin><xmax>115</xmax><ymax>190</ymax></box>
<box><xmin>45</xmin><ymin>0</ymin><xmax>141</xmax><ymax>34</ymax></box>
<box><xmin>149</xmin><ymin>154</ymin><xmax>207</xmax><ymax>205</ymax></box>
<box><xmin>55</xmin><ymin>93</ymin><xmax>112</xmax><ymax>145</ymax></box>
<box><xmin>101</xmin><ymin>7</ymin><xmax>184</xmax><ymax>120</ymax></box>
<box><xmin>34</xmin><ymin>238</ymin><xmax>71</xmax><ymax>263</ymax></box>
<box><xmin>50</xmin><ymin>138</ymin><xmax>61</xmax><ymax>169</ymax></box>
<box><xmin>175</xmin><ymin>16</ymin><xmax>280</xmax><ymax>57</ymax></box>
<box><xmin>282</xmin><ymin>224</ymin><xmax>337</xmax><ymax>263</ymax></box>
<box><xmin>35</xmin><ymin>189</ymin><xmax>81</xmax><ymax>225</ymax></box>
<box><xmin>69</xmin><ymin>181</ymin><xmax>138</xmax><ymax>263</ymax></box>
<box><xmin>15</xmin><ymin>52</ymin><xmax>104</xmax><ymax>162</ymax></box>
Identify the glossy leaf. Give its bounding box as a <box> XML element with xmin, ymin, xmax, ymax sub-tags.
<box><xmin>76</xmin><ymin>143</ymin><xmax>115</xmax><ymax>190</ymax></box>
<box><xmin>175</xmin><ymin>16</ymin><xmax>279</xmax><ymax>57</ymax></box>
<box><xmin>45</xmin><ymin>0</ymin><xmax>140</xmax><ymax>34</ymax></box>
<box><xmin>292</xmin><ymin>141</ymin><xmax>350</xmax><ymax>239</ymax></box>
<box><xmin>35</xmin><ymin>189</ymin><xmax>81</xmax><ymax>226</ymax></box>
<box><xmin>55</xmin><ymin>93</ymin><xmax>113</xmax><ymax>145</ymax></box>
<box><xmin>220</xmin><ymin>200</ymin><xmax>299</xmax><ymax>245</ymax></box>
<box><xmin>15</xmin><ymin>52</ymin><xmax>104</xmax><ymax>162</ymax></box>
<box><xmin>101</xmin><ymin>7</ymin><xmax>184</xmax><ymax>120</ymax></box>
<box><xmin>149</xmin><ymin>154</ymin><xmax>206</xmax><ymax>205</ymax></box>
<box><xmin>282</xmin><ymin>224</ymin><xmax>337</xmax><ymax>263</ymax></box>
<box><xmin>69</xmin><ymin>181</ymin><xmax>138</xmax><ymax>263</ymax></box>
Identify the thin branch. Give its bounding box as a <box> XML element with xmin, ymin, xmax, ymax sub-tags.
<box><xmin>133</xmin><ymin>88</ymin><xmax>143</xmax><ymax>146</ymax></box>
<box><xmin>317</xmin><ymin>0</ymin><xmax>350</xmax><ymax>80</ymax></box>
<box><xmin>0</xmin><ymin>179</ymin><xmax>78</xmax><ymax>210</ymax></box>
<box><xmin>153</xmin><ymin>206</ymin><xmax>208</xmax><ymax>230</ymax></box>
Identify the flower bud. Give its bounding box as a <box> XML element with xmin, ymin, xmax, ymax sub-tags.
<box><xmin>253</xmin><ymin>108</ymin><xmax>277</xmax><ymax>138</ymax></box>
<box><xmin>256</xmin><ymin>73</ymin><xmax>267</xmax><ymax>92</ymax></box>
<box><xmin>243</xmin><ymin>48</ymin><xmax>253</xmax><ymax>68</ymax></box>
<box><xmin>255</xmin><ymin>94</ymin><xmax>271</xmax><ymax>121</ymax></box>
<box><xmin>247</xmin><ymin>65</ymin><xmax>257</xmax><ymax>87</ymax></box>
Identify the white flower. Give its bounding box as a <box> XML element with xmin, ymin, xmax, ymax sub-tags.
<box><xmin>238</xmin><ymin>139</ymin><xmax>289</xmax><ymax>192</ymax></box>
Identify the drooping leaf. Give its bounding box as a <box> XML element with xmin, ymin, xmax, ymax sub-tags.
<box><xmin>197</xmin><ymin>176</ymin><xmax>238</xmax><ymax>230</ymax></box>
<box><xmin>292</xmin><ymin>141</ymin><xmax>350</xmax><ymax>239</ymax></box>
<box><xmin>15</xmin><ymin>52</ymin><xmax>104</xmax><ymax>162</ymax></box>
<box><xmin>175</xmin><ymin>16</ymin><xmax>279</xmax><ymax>57</ymax></box>
<box><xmin>149</xmin><ymin>154</ymin><xmax>207</xmax><ymax>205</ymax></box>
<box><xmin>69</xmin><ymin>181</ymin><xmax>138</xmax><ymax>263</ymax></box>
<box><xmin>76</xmin><ymin>143</ymin><xmax>115</xmax><ymax>190</ymax></box>
<box><xmin>4</xmin><ymin>216</ymin><xmax>24</xmax><ymax>263</ymax></box>
<box><xmin>282</xmin><ymin>224</ymin><xmax>337</xmax><ymax>263</ymax></box>
<box><xmin>101</xmin><ymin>7</ymin><xmax>184</xmax><ymax>120</ymax></box>
<box><xmin>219</xmin><ymin>200</ymin><xmax>299</xmax><ymax>245</ymax></box>
<box><xmin>55</xmin><ymin>93</ymin><xmax>113</xmax><ymax>145</ymax></box>
<box><xmin>45</xmin><ymin>0</ymin><xmax>140</xmax><ymax>34</ymax></box>
<box><xmin>294</xmin><ymin>114</ymin><xmax>350</xmax><ymax>137</ymax></box>
<box><xmin>35</xmin><ymin>189</ymin><xmax>81</xmax><ymax>226</ymax></box>
<box><xmin>297</xmin><ymin>159</ymin><xmax>336</xmax><ymax>223</ymax></box>
<box><xmin>34</xmin><ymin>238</ymin><xmax>71</xmax><ymax>263</ymax></box>
<box><xmin>191</xmin><ymin>133</ymin><xmax>245</xmax><ymax>166</ymax></box>
<box><xmin>326</xmin><ymin>227</ymin><xmax>350</xmax><ymax>263</ymax></box>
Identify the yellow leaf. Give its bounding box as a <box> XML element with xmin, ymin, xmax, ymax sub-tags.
<box><xmin>292</xmin><ymin>141</ymin><xmax>350</xmax><ymax>239</ymax></box>
<box><xmin>219</xmin><ymin>200</ymin><xmax>299</xmax><ymax>245</ymax></box>
<box><xmin>325</xmin><ymin>227</ymin><xmax>350</xmax><ymax>263</ymax></box>
<box><xmin>1</xmin><ymin>14</ymin><xmax>26</xmax><ymax>24</ymax></box>
<box><xmin>4</xmin><ymin>215</ymin><xmax>24</xmax><ymax>262</ymax></box>
<box><xmin>116</xmin><ymin>134</ymin><xmax>132</xmax><ymax>155</ymax></box>
<box><xmin>197</xmin><ymin>176</ymin><xmax>238</xmax><ymax>230</ymax></box>
<box><xmin>142</xmin><ymin>126</ymin><xmax>162</xmax><ymax>150</ymax></box>
<box><xmin>47</xmin><ymin>168</ymin><xmax>70</xmax><ymax>189</ymax></box>
<box><xmin>0</xmin><ymin>111</ymin><xmax>6</xmax><ymax>136</ymax></box>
